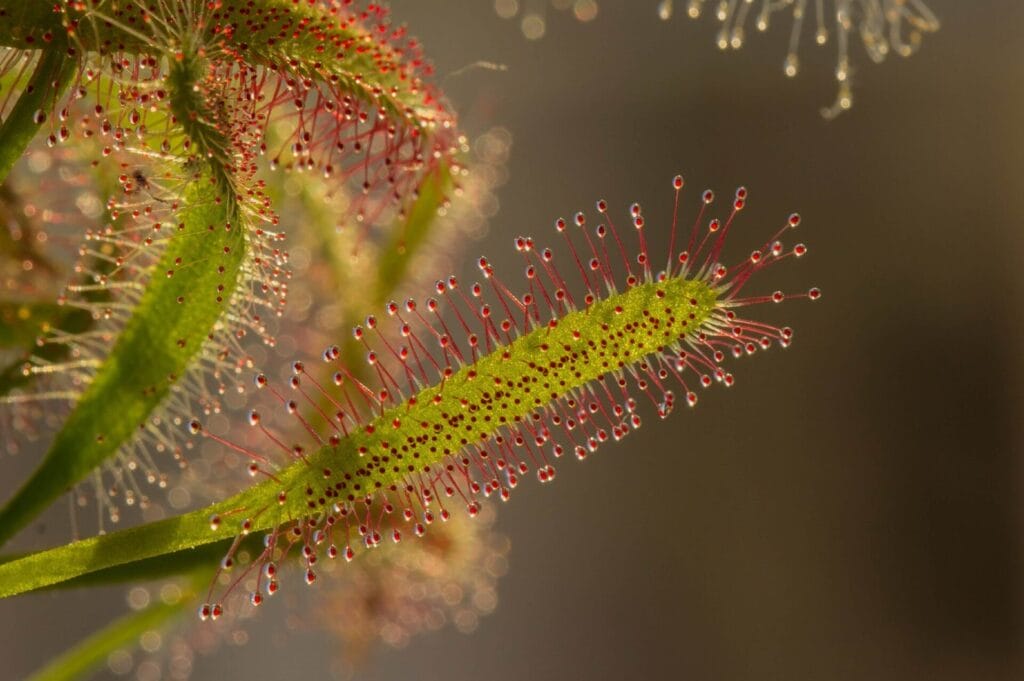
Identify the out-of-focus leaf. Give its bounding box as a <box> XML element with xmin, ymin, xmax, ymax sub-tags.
<box><xmin>24</xmin><ymin>581</ymin><xmax>198</xmax><ymax>681</ymax></box>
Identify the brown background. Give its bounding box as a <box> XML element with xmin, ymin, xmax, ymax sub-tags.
<box><xmin>3</xmin><ymin>1</ymin><xmax>1023</xmax><ymax>679</ymax></box>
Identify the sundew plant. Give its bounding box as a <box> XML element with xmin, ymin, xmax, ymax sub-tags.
<box><xmin>0</xmin><ymin>2</ymin><xmax>831</xmax><ymax>680</ymax></box>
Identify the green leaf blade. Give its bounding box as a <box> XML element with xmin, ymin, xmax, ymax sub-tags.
<box><xmin>0</xmin><ymin>177</ymin><xmax>246</xmax><ymax>547</ymax></box>
<box><xmin>0</xmin><ymin>45</ymin><xmax>76</xmax><ymax>184</ymax></box>
<box><xmin>0</xmin><ymin>275</ymin><xmax>723</xmax><ymax>597</ymax></box>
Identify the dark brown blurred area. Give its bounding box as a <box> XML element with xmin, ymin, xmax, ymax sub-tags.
<box><xmin>3</xmin><ymin>1</ymin><xmax>1022</xmax><ymax>679</ymax></box>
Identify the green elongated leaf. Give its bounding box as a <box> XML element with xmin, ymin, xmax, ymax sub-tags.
<box><xmin>225</xmin><ymin>2</ymin><xmax>432</xmax><ymax>121</ymax></box>
<box><xmin>0</xmin><ymin>533</ymin><xmax>258</xmax><ymax>594</ymax></box>
<box><xmin>0</xmin><ymin>42</ymin><xmax>259</xmax><ymax>547</ymax></box>
<box><xmin>0</xmin><ymin>175</ymin><xmax>245</xmax><ymax>547</ymax></box>
<box><xmin>0</xmin><ymin>270</ymin><xmax>732</xmax><ymax>599</ymax></box>
<box><xmin>0</xmin><ymin>44</ymin><xmax>76</xmax><ymax>184</ymax></box>
<box><xmin>0</xmin><ymin>0</ymin><xmax>459</xmax><ymax>549</ymax></box>
<box><xmin>0</xmin><ymin>186</ymin><xmax>819</xmax><ymax>600</ymax></box>
<box><xmin>24</xmin><ymin>584</ymin><xmax>197</xmax><ymax>681</ymax></box>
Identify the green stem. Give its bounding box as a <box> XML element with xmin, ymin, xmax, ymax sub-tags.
<box><xmin>0</xmin><ymin>464</ymin><xmax>304</xmax><ymax>598</ymax></box>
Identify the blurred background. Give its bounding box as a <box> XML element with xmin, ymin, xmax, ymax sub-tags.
<box><xmin>3</xmin><ymin>1</ymin><xmax>1023</xmax><ymax>679</ymax></box>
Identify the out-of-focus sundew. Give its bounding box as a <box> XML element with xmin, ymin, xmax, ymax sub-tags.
<box><xmin>664</xmin><ymin>0</ymin><xmax>940</xmax><ymax>117</ymax></box>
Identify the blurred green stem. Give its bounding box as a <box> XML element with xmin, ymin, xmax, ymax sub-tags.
<box><xmin>24</xmin><ymin>581</ymin><xmax>196</xmax><ymax>681</ymax></box>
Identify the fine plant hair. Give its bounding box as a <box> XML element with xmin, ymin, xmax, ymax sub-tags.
<box><xmin>0</xmin><ymin>3</ymin><xmax>824</xmax><ymax>680</ymax></box>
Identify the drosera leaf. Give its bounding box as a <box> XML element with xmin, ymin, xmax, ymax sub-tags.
<box><xmin>0</xmin><ymin>43</ymin><xmax>76</xmax><ymax>184</ymax></box>
<box><xmin>0</xmin><ymin>21</ymin><xmax>277</xmax><ymax>536</ymax></box>
<box><xmin>207</xmin><ymin>0</ymin><xmax>463</xmax><ymax>226</ymax></box>
<box><xmin>0</xmin><ymin>0</ymin><xmax>463</xmax><ymax>229</ymax></box>
<box><xmin>0</xmin><ymin>0</ymin><xmax>467</xmax><ymax>547</ymax></box>
<box><xmin>0</xmin><ymin>177</ymin><xmax>820</xmax><ymax>600</ymax></box>
<box><xmin>0</xmin><ymin>170</ymin><xmax>246</xmax><ymax>547</ymax></box>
